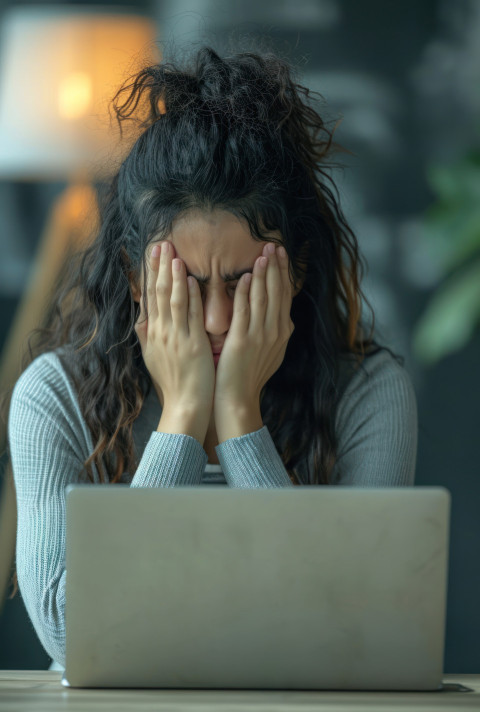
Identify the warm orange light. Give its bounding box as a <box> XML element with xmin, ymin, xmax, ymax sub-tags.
<box><xmin>0</xmin><ymin>8</ymin><xmax>160</xmax><ymax>179</ymax></box>
<box><xmin>58</xmin><ymin>72</ymin><xmax>93</xmax><ymax>120</ymax></box>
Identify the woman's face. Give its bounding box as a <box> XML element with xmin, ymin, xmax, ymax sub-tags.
<box><xmin>131</xmin><ymin>208</ymin><xmax>289</xmax><ymax>351</ymax></box>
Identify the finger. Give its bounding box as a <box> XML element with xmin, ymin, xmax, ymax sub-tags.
<box><xmin>230</xmin><ymin>271</ymin><xmax>252</xmax><ymax>338</ymax></box>
<box><xmin>158</xmin><ymin>241</ymin><xmax>174</xmax><ymax>327</ymax></box>
<box><xmin>276</xmin><ymin>244</ymin><xmax>294</xmax><ymax>331</ymax></box>
<box><xmin>263</xmin><ymin>245</ymin><xmax>283</xmax><ymax>335</ymax></box>
<box><xmin>248</xmin><ymin>254</ymin><xmax>268</xmax><ymax>335</ymax></box>
<box><xmin>170</xmin><ymin>257</ymin><xmax>189</xmax><ymax>335</ymax></box>
<box><xmin>146</xmin><ymin>242</ymin><xmax>161</xmax><ymax>322</ymax></box>
<box><xmin>187</xmin><ymin>276</ymin><xmax>206</xmax><ymax>337</ymax></box>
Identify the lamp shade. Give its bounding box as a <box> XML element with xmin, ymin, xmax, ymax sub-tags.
<box><xmin>0</xmin><ymin>5</ymin><xmax>160</xmax><ymax>180</ymax></box>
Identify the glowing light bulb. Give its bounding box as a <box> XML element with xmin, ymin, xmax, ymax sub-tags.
<box><xmin>58</xmin><ymin>72</ymin><xmax>92</xmax><ymax>120</ymax></box>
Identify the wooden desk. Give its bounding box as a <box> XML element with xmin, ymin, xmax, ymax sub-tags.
<box><xmin>0</xmin><ymin>671</ymin><xmax>478</xmax><ymax>711</ymax></box>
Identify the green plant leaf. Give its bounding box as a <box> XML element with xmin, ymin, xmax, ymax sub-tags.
<box><xmin>422</xmin><ymin>156</ymin><xmax>480</xmax><ymax>274</ymax></box>
<box><xmin>422</xmin><ymin>208</ymin><xmax>480</xmax><ymax>274</ymax></box>
<box><xmin>427</xmin><ymin>156</ymin><xmax>480</xmax><ymax>205</ymax></box>
<box><xmin>412</xmin><ymin>258</ymin><xmax>480</xmax><ymax>364</ymax></box>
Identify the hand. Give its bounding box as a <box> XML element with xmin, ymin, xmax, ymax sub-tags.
<box><xmin>214</xmin><ymin>242</ymin><xmax>295</xmax><ymax>412</ymax></box>
<box><xmin>134</xmin><ymin>241</ymin><xmax>216</xmax><ymax>415</ymax></box>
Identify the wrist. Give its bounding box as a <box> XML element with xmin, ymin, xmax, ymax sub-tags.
<box><xmin>214</xmin><ymin>400</ymin><xmax>263</xmax><ymax>443</ymax></box>
<box><xmin>158</xmin><ymin>403</ymin><xmax>209</xmax><ymax>446</ymax></box>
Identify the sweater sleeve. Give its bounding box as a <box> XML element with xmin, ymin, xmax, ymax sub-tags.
<box><xmin>215</xmin><ymin>425</ymin><xmax>294</xmax><ymax>488</ymax></box>
<box><xmin>331</xmin><ymin>350</ymin><xmax>418</xmax><ymax>487</ymax></box>
<box><xmin>7</xmin><ymin>352</ymin><xmax>208</xmax><ymax>666</ymax></box>
<box><xmin>215</xmin><ymin>350</ymin><xmax>417</xmax><ymax>488</ymax></box>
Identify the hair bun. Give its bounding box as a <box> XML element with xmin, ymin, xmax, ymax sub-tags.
<box><xmin>196</xmin><ymin>48</ymin><xmax>231</xmax><ymax>105</ymax></box>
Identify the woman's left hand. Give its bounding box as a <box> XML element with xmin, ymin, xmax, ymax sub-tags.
<box><xmin>213</xmin><ymin>242</ymin><xmax>295</xmax><ymax>412</ymax></box>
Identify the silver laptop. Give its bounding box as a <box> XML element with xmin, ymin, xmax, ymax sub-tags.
<box><xmin>62</xmin><ymin>485</ymin><xmax>450</xmax><ymax>691</ymax></box>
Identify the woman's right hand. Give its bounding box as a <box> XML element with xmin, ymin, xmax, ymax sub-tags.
<box><xmin>134</xmin><ymin>240</ymin><xmax>215</xmax><ymax>415</ymax></box>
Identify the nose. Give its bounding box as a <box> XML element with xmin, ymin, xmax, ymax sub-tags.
<box><xmin>203</xmin><ymin>288</ymin><xmax>233</xmax><ymax>338</ymax></box>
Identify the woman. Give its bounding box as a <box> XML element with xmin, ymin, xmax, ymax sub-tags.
<box><xmin>3</xmin><ymin>46</ymin><xmax>417</xmax><ymax>669</ymax></box>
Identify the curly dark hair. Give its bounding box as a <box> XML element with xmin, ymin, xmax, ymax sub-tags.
<box><xmin>1</xmin><ymin>45</ymin><xmax>393</xmax><ymax>598</ymax></box>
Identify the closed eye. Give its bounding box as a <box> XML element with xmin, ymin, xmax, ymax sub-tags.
<box><xmin>198</xmin><ymin>281</ymin><xmax>239</xmax><ymax>296</ymax></box>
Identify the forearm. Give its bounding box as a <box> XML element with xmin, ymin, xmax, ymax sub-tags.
<box><xmin>215</xmin><ymin>423</ymin><xmax>295</xmax><ymax>488</ymax></box>
<box><xmin>212</xmin><ymin>399</ymin><xmax>293</xmax><ymax>488</ymax></box>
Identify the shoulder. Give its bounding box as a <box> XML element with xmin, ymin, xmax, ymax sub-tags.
<box><xmin>11</xmin><ymin>348</ymin><xmax>74</xmax><ymax>406</ymax></box>
<box><xmin>8</xmin><ymin>348</ymin><xmax>84</xmax><ymax>437</ymax></box>
<box><xmin>337</xmin><ymin>345</ymin><xmax>416</xmax><ymax>399</ymax></box>
<box><xmin>332</xmin><ymin>346</ymin><xmax>418</xmax><ymax>486</ymax></box>
<box><xmin>336</xmin><ymin>346</ymin><xmax>417</xmax><ymax>425</ymax></box>
<box><xmin>8</xmin><ymin>349</ymin><xmax>97</xmax><ymax>489</ymax></box>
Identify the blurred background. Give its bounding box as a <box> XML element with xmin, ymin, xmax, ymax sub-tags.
<box><xmin>0</xmin><ymin>0</ymin><xmax>478</xmax><ymax>672</ymax></box>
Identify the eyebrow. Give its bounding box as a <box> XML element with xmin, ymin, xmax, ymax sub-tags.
<box><xmin>185</xmin><ymin>267</ymin><xmax>253</xmax><ymax>285</ymax></box>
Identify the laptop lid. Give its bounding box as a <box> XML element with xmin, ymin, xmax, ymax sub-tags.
<box><xmin>63</xmin><ymin>486</ymin><xmax>450</xmax><ymax>690</ymax></box>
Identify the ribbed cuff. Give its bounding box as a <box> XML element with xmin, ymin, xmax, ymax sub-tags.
<box><xmin>131</xmin><ymin>432</ymin><xmax>208</xmax><ymax>487</ymax></box>
<box><xmin>215</xmin><ymin>425</ymin><xmax>294</xmax><ymax>488</ymax></box>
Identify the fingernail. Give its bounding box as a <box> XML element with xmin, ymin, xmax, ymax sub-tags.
<box><xmin>278</xmin><ymin>246</ymin><xmax>286</xmax><ymax>258</ymax></box>
<box><xmin>266</xmin><ymin>243</ymin><xmax>275</xmax><ymax>255</ymax></box>
<box><xmin>152</xmin><ymin>245</ymin><xmax>161</xmax><ymax>258</ymax></box>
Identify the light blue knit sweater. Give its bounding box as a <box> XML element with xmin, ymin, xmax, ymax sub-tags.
<box><xmin>7</xmin><ymin>347</ymin><xmax>417</xmax><ymax>668</ymax></box>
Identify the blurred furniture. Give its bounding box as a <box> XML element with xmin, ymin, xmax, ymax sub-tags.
<box><xmin>0</xmin><ymin>5</ymin><xmax>159</xmax><ymax>619</ymax></box>
<box><xmin>0</xmin><ymin>671</ymin><xmax>478</xmax><ymax>709</ymax></box>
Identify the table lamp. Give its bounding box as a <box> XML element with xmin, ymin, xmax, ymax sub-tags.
<box><xmin>0</xmin><ymin>5</ymin><xmax>160</xmax><ymax>614</ymax></box>
<box><xmin>0</xmin><ymin>4</ymin><xmax>160</xmax><ymax>381</ymax></box>
<box><xmin>0</xmin><ymin>5</ymin><xmax>160</xmax><ymax>179</ymax></box>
